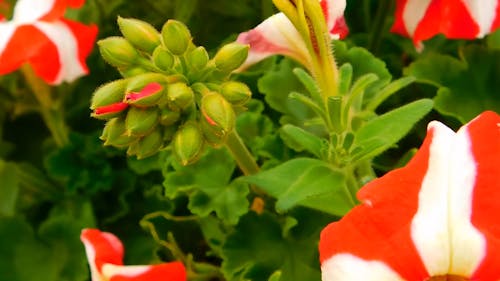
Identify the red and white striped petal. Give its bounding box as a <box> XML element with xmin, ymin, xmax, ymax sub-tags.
<box><xmin>81</xmin><ymin>228</ymin><xmax>187</xmax><ymax>281</ymax></box>
<box><xmin>12</xmin><ymin>0</ymin><xmax>83</xmax><ymax>23</ymax></box>
<box><xmin>391</xmin><ymin>0</ymin><xmax>500</xmax><ymax>47</ymax></box>
<box><xmin>236</xmin><ymin>0</ymin><xmax>347</xmax><ymax>70</ymax></box>
<box><xmin>320</xmin><ymin>111</ymin><xmax>500</xmax><ymax>280</ymax></box>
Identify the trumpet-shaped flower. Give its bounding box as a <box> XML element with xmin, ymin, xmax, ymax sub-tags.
<box><xmin>0</xmin><ymin>0</ymin><xmax>97</xmax><ymax>84</ymax></box>
<box><xmin>81</xmin><ymin>228</ymin><xmax>187</xmax><ymax>281</ymax></box>
<box><xmin>391</xmin><ymin>0</ymin><xmax>500</xmax><ymax>48</ymax></box>
<box><xmin>236</xmin><ymin>0</ymin><xmax>348</xmax><ymax>70</ymax></box>
<box><xmin>319</xmin><ymin>111</ymin><xmax>500</xmax><ymax>280</ymax></box>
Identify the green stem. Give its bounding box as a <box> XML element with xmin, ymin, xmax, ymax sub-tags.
<box><xmin>225</xmin><ymin>130</ymin><xmax>259</xmax><ymax>176</ymax></box>
<box><xmin>367</xmin><ymin>0</ymin><xmax>392</xmax><ymax>53</ymax></box>
<box><xmin>20</xmin><ymin>65</ymin><xmax>69</xmax><ymax>147</ymax></box>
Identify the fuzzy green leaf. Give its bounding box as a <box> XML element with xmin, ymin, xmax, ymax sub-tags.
<box><xmin>352</xmin><ymin>99</ymin><xmax>433</xmax><ymax>162</ymax></box>
<box><xmin>279</xmin><ymin>124</ymin><xmax>325</xmax><ymax>158</ymax></box>
<box><xmin>405</xmin><ymin>45</ymin><xmax>500</xmax><ymax>123</ymax></box>
<box><xmin>244</xmin><ymin>158</ymin><xmax>352</xmax><ymax>215</ymax></box>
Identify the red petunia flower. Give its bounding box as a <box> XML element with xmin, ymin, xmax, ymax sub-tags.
<box><xmin>236</xmin><ymin>0</ymin><xmax>348</xmax><ymax>71</ymax></box>
<box><xmin>81</xmin><ymin>228</ymin><xmax>187</xmax><ymax>281</ymax></box>
<box><xmin>320</xmin><ymin>111</ymin><xmax>500</xmax><ymax>280</ymax></box>
<box><xmin>0</xmin><ymin>0</ymin><xmax>97</xmax><ymax>84</ymax></box>
<box><xmin>391</xmin><ymin>0</ymin><xmax>500</xmax><ymax>49</ymax></box>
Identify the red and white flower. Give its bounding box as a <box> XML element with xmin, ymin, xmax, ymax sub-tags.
<box><xmin>81</xmin><ymin>228</ymin><xmax>187</xmax><ymax>281</ymax></box>
<box><xmin>320</xmin><ymin>111</ymin><xmax>500</xmax><ymax>280</ymax></box>
<box><xmin>0</xmin><ymin>0</ymin><xmax>97</xmax><ymax>84</ymax></box>
<box><xmin>391</xmin><ymin>0</ymin><xmax>500</xmax><ymax>48</ymax></box>
<box><xmin>236</xmin><ymin>0</ymin><xmax>348</xmax><ymax>70</ymax></box>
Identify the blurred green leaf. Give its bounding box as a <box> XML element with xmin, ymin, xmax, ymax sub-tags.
<box><xmin>0</xmin><ymin>160</ymin><xmax>19</xmax><ymax>216</ymax></box>
<box><xmin>405</xmin><ymin>45</ymin><xmax>500</xmax><ymax>123</ymax></box>
<box><xmin>244</xmin><ymin>158</ymin><xmax>352</xmax><ymax>215</ymax></box>
<box><xmin>279</xmin><ymin>124</ymin><xmax>325</xmax><ymax>158</ymax></box>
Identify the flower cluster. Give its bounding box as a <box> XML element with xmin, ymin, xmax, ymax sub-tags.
<box><xmin>92</xmin><ymin>18</ymin><xmax>252</xmax><ymax>162</ymax></box>
<box><xmin>0</xmin><ymin>0</ymin><xmax>97</xmax><ymax>84</ymax></box>
<box><xmin>319</xmin><ymin>111</ymin><xmax>500</xmax><ymax>280</ymax></box>
<box><xmin>81</xmin><ymin>228</ymin><xmax>186</xmax><ymax>281</ymax></box>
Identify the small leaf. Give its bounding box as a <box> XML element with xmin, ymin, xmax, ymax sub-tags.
<box><xmin>353</xmin><ymin>99</ymin><xmax>433</xmax><ymax>162</ymax></box>
<box><xmin>0</xmin><ymin>160</ymin><xmax>19</xmax><ymax>216</ymax></box>
<box><xmin>280</xmin><ymin>124</ymin><xmax>325</xmax><ymax>158</ymax></box>
<box><xmin>244</xmin><ymin>158</ymin><xmax>352</xmax><ymax>215</ymax></box>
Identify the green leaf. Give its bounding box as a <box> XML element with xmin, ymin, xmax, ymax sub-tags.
<box><xmin>0</xmin><ymin>160</ymin><xmax>19</xmax><ymax>216</ymax></box>
<box><xmin>404</xmin><ymin>45</ymin><xmax>500</xmax><ymax>123</ymax></box>
<box><xmin>221</xmin><ymin>212</ymin><xmax>322</xmax><ymax>281</ymax></box>
<box><xmin>352</xmin><ymin>99</ymin><xmax>434</xmax><ymax>162</ymax></box>
<box><xmin>279</xmin><ymin>124</ymin><xmax>325</xmax><ymax>158</ymax></box>
<box><xmin>244</xmin><ymin>158</ymin><xmax>353</xmax><ymax>215</ymax></box>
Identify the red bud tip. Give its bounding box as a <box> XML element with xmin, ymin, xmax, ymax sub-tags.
<box><xmin>125</xmin><ymin>82</ymin><xmax>163</xmax><ymax>101</ymax></box>
<box><xmin>95</xmin><ymin>102</ymin><xmax>129</xmax><ymax>115</ymax></box>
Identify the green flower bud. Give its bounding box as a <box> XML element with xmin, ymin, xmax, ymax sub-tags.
<box><xmin>125</xmin><ymin>73</ymin><xmax>167</xmax><ymax>107</ymax></box>
<box><xmin>159</xmin><ymin>108</ymin><xmax>181</xmax><ymax>126</ymax></box>
<box><xmin>188</xmin><ymin>46</ymin><xmax>209</xmax><ymax>71</ymax></box>
<box><xmin>161</xmin><ymin>20</ymin><xmax>191</xmax><ymax>55</ymax></box>
<box><xmin>200</xmin><ymin>92</ymin><xmax>235</xmax><ymax>136</ymax></box>
<box><xmin>173</xmin><ymin>122</ymin><xmax>204</xmax><ymax>165</ymax></box>
<box><xmin>91</xmin><ymin>79</ymin><xmax>128</xmax><ymax>110</ymax></box>
<box><xmin>200</xmin><ymin>118</ymin><xmax>225</xmax><ymax>147</ymax></box>
<box><xmin>117</xmin><ymin>16</ymin><xmax>161</xmax><ymax>54</ymax></box>
<box><xmin>213</xmin><ymin>43</ymin><xmax>249</xmax><ymax>73</ymax></box>
<box><xmin>119</xmin><ymin>66</ymin><xmax>148</xmax><ymax>78</ymax></box>
<box><xmin>125</xmin><ymin>107</ymin><xmax>159</xmax><ymax>136</ymax></box>
<box><xmin>101</xmin><ymin>118</ymin><xmax>137</xmax><ymax>147</ymax></box>
<box><xmin>167</xmin><ymin>82</ymin><xmax>194</xmax><ymax>111</ymax></box>
<box><xmin>127</xmin><ymin>129</ymin><xmax>163</xmax><ymax>159</ymax></box>
<box><xmin>92</xmin><ymin>102</ymin><xmax>128</xmax><ymax>120</ymax></box>
<box><xmin>162</xmin><ymin>126</ymin><xmax>177</xmax><ymax>142</ymax></box>
<box><xmin>98</xmin><ymin>37</ymin><xmax>139</xmax><ymax>68</ymax></box>
<box><xmin>220</xmin><ymin>81</ymin><xmax>252</xmax><ymax>105</ymax></box>
<box><xmin>152</xmin><ymin>46</ymin><xmax>175</xmax><ymax>71</ymax></box>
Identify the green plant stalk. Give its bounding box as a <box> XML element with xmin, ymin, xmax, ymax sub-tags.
<box><xmin>225</xmin><ymin>130</ymin><xmax>259</xmax><ymax>176</ymax></box>
<box><xmin>368</xmin><ymin>0</ymin><xmax>393</xmax><ymax>53</ymax></box>
<box><xmin>21</xmin><ymin>65</ymin><xmax>69</xmax><ymax>147</ymax></box>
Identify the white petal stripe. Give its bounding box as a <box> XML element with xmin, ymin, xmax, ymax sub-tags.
<box><xmin>34</xmin><ymin>21</ymin><xmax>86</xmax><ymax>84</ymax></box>
<box><xmin>402</xmin><ymin>0</ymin><xmax>432</xmax><ymax>36</ymax></box>
<box><xmin>462</xmin><ymin>0</ymin><xmax>498</xmax><ymax>37</ymax></box>
<box><xmin>102</xmin><ymin>264</ymin><xmax>150</xmax><ymax>278</ymax></box>
<box><xmin>322</xmin><ymin>254</ymin><xmax>405</xmax><ymax>281</ymax></box>
<box><xmin>0</xmin><ymin>22</ymin><xmax>16</xmax><ymax>55</ymax></box>
<box><xmin>13</xmin><ymin>0</ymin><xmax>56</xmax><ymax>23</ymax></box>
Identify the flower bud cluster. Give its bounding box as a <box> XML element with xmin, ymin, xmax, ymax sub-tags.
<box><xmin>92</xmin><ymin>17</ymin><xmax>252</xmax><ymax>163</ymax></box>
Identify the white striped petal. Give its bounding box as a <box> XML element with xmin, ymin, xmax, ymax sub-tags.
<box><xmin>13</xmin><ymin>0</ymin><xmax>56</xmax><ymax>23</ymax></box>
<box><xmin>102</xmin><ymin>264</ymin><xmax>151</xmax><ymax>278</ymax></box>
<box><xmin>401</xmin><ymin>0</ymin><xmax>432</xmax><ymax>36</ymax></box>
<box><xmin>322</xmin><ymin>254</ymin><xmax>405</xmax><ymax>281</ymax></box>
<box><xmin>462</xmin><ymin>0</ymin><xmax>499</xmax><ymax>37</ymax></box>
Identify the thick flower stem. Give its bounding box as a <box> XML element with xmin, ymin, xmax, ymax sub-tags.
<box><xmin>225</xmin><ymin>130</ymin><xmax>259</xmax><ymax>176</ymax></box>
<box><xmin>21</xmin><ymin>65</ymin><xmax>69</xmax><ymax>147</ymax></box>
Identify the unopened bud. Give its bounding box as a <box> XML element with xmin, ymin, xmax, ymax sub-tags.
<box><xmin>98</xmin><ymin>37</ymin><xmax>139</xmax><ymax>68</ymax></box>
<box><xmin>117</xmin><ymin>16</ymin><xmax>161</xmax><ymax>53</ymax></box>
<box><xmin>159</xmin><ymin>108</ymin><xmax>181</xmax><ymax>126</ymax></box>
<box><xmin>188</xmin><ymin>46</ymin><xmax>209</xmax><ymax>71</ymax></box>
<box><xmin>92</xmin><ymin>102</ymin><xmax>129</xmax><ymax>120</ymax></box>
<box><xmin>201</xmin><ymin>92</ymin><xmax>235</xmax><ymax>136</ymax></box>
<box><xmin>125</xmin><ymin>73</ymin><xmax>167</xmax><ymax>106</ymax></box>
<box><xmin>101</xmin><ymin>118</ymin><xmax>137</xmax><ymax>147</ymax></box>
<box><xmin>125</xmin><ymin>107</ymin><xmax>159</xmax><ymax>136</ymax></box>
<box><xmin>161</xmin><ymin>20</ymin><xmax>191</xmax><ymax>55</ymax></box>
<box><xmin>220</xmin><ymin>81</ymin><xmax>252</xmax><ymax>105</ymax></box>
<box><xmin>91</xmin><ymin>79</ymin><xmax>128</xmax><ymax>110</ymax></box>
<box><xmin>128</xmin><ymin>129</ymin><xmax>163</xmax><ymax>159</ymax></box>
<box><xmin>173</xmin><ymin>122</ymin><xmax>204</xmax><ymax>165</ymax></box>
<box><xmin>152</xmin><ymin>46</ymin><xmax>175</xmax><ymax>71</ymax></box>
<box><xmin>119</xmin><ymin>66</ymin><xmax>148</xmax><ymax>78</ymax></box>
<box><xmin>213</xmin><ymin>43</ymin><xmax>249</xmax><ymax>73</ymax></box>
<box><xmin>200</xmin><ymin>119</ymin><xmax>225</xmax><ymax>147</ymax></box>
<box><xmin>167</xmin><ymin>82</ymin><xmax>194</xmax><ymax>111</ymax></box>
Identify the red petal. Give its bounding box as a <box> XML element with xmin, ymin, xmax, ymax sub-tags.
<box><xmin>331</xmin><ymin>17</ymin><xmax>349</xmax><ymax>39</ymax></box>
<box><xmin>468</xmin><ymin>111</ymin><xmax>500</xmax><ymax>279</ymax></box>
<box><xmin>125</xmin><ymin>82</ymin><xmax>163</xmax><ymax>101</ymax></box>
<box><xmin>390</xmin><ymin>0</ymin><xmax>410</xmax><ymax>37</ymax></box>
<box><xmin>108</xmin><ymin>262</ymin><xmax>187</xmax><ymax>281</ymax></box>
<box><xmin>38</xmin><ymin>0</ymin><xmax>87</xmax><ymax>21</ymax></box>
<box><xmin>61</xmin><ymin>19</ymin><xmax>98</xmax><ymax>74</ymax></box>
<box><xmin>80</xmin><ymin>228</ymin><xmax>124</xmax><ymax>272</ymax></box>
<box><xmin>94</xmin><ymin>102</ymin><xmax>128</xmax><ymax>115</ymax></box>
<box><xmin>320</xmin><ymin>128</ymin><xmax>438</xmax><ymax>280</ymax></box>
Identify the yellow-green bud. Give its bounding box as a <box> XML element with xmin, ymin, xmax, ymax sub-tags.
<box><xmin>159</xmin><ymin>108</ymin><xmax>181</xmax><ymax>126</ymax></box>
<box><xmin>220</xmin><ymin>81</ymin><xmax>252</xmax><ymax>105</ymax></box>
<box><xmin>119</xmin><ymin>66</ymin><xmax>148</xmax><ymax>78</ymax></box>
<box><xmin>98</xmin><ymin>37</ymin><xmax>139</xmax><ymax>68</ymax></box>
<box><xmin>125</xmin><ymin>107</ymin><xmax>159</xmax><ymax>136</ymax></box>
<box><xmin>162</xmin><ymin>126</ymin><xmax>177</xmax><ymax>142</ymax></box>
<box><xmin>91</xmin><ymin>79</ymin><xmax>128</xmax><ymax>110</ymax></box>
<box><xmin>128</xmin><ymin>129</ymin><xmax>163</xmax><ymax>159</ymax></box>
<box><xmin>188</xmin><ymin>46</ymin><xmax>209</xmax><ymax>71</ymax></box>
<box><xmin>213</xmin><ymin>43</ymin><xmax>249</xmax><ymax>73</ymax></box>
<box><xmin>152</xmin><ymin>46</ymin><xmax>175</xmax><ymax>71</ymax></box>
<box><xmin>200</xmin><ymin>92</ymin><xmax>235</xmax><ymax>136</ymax></box>
<box><xmin>173</xmin><ymin>122</ymin><xmax>204</xmax><ymax>165</ymax></box>
<box><xmin>117</xmin><ymin>16</ymin><xmax>161</xmax><ymax>54</ymax></box>
<box><xmin>200</xmin><ymin>119</ymin><xmax>225</xmax><ymax>147</ymax></box>
<box><xmin>125</xmin><ymin>73</ymin><xmax>167</xmax><ymax>107</ymax></box>
<box><xmin>101</xmin><ymin>118</ymin><xmax>137</xmax><ymax>147</ymax></box>
<box><xmin>167</xmin><ymin>82</ymin><xmax>194</xmax><ymax>111</ymax></box>
<box><xmin>161</xmin><ymin>20</ymin><xmax>191</xmax><ymax>55</ymax></box>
